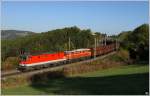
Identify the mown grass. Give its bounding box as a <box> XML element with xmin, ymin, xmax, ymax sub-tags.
<box><xmin>2</xmin><ymin>64</ymin><xmax>149</xmax><ymax>95</ymax></box>
<box><xmin>74</xmin><ymin>64</ymin><xmax>149</xmax><ymax>77</ymax></box>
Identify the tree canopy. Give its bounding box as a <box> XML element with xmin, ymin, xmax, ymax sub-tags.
<box><xmin>118</xmin><ymin>24</ymin><xmax>149</xmax><ymax>61</ymax></box>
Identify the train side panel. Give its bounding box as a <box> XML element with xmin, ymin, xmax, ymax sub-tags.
<box><xmin>91</xmin><ymin>43</ymin><xmax>116</xmax><ymax>57</ymax></box>
<box><xmin>65</xmin><ymin>49</ymin><xmax>92</xmax><ymax>60</ymax></box>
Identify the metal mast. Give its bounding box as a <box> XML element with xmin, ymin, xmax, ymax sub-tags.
<box><xmin>69</xmin><ymin>37</ymin><xmax>70</xmax><ymax>51</ymax></box>
<box><xmin>104</xmin><ymin>34</ymin><xmax>107</xmax><ymax>46</ymax></box>
<box><xmin>94</xmin><ymin>37</ymin><xmax>96</xmax><ymax>59</ymax></box>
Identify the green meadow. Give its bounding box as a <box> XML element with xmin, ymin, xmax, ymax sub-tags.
<box><xmin>2</xmin><ymin>64</ymin><xmax>149</xmax><ymax>95</ymax></box>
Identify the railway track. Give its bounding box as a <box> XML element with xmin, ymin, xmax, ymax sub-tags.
<box><xmin>1</xmin><ymin>51</ymin><xmax>116</xmax><ymax>79</ymax></box>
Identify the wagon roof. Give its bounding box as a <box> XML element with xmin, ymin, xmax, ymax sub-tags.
<box><xmin>65</xmin><ymin>48</ymin><xmax>90</xmax><ymax>53</ymax></box>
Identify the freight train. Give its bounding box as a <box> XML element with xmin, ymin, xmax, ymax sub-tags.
<box><xmin>18</xmin><ymin>43</ymin><xmax>118</xmax><ymax>71</ymax></box>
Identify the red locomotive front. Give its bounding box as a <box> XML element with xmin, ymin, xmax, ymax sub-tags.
<box><xmin>19</xmin><ymin>52</ymin><xmax>66</xmax><ymax>70</ymax></box>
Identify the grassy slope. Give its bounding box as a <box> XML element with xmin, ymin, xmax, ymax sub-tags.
<box><xmin>74</xmin><ymin>64</ymin><xmax>149</xmax><ymax>77</ymax></box>
<box><xmin>2</xmin><ymin>64</ymin><xmax>149</xmax><ymax>95</ymax></box>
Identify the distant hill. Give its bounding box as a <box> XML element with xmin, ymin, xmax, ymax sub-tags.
<box><xmin>1</xmin><ymin>30</ymin><xmax>35</xmax><ymax>40</ymax></box>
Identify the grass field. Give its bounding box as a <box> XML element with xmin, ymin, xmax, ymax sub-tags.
<box><xmin>2</xmin><ymin>64</ymin><xmax>149</xmax><ymax>95</ymax></box>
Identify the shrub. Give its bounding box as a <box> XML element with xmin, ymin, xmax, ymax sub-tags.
<box><xmin>117</xmin><ymin>49</ymin><xmax>129</xmax><ymax>62</ymax></box>
<box><xmin>1</xmin><ymin>57</ymin><xmax>19</xmax><ymax>71</ymax></box>
<box><xmin>2</xmin><ymin>76</ymin><xmax>29</xmax><ymax>88</ymax></box>
<box><xmin>62</xmin><ymin>59</ymin><xmax>124</xmax><ymax>76</ymax></box>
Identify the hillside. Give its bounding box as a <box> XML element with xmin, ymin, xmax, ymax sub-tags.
<box><xmin>1</xmin><ymin>30</ymin><xmax>35</xmax><ymax>40</ymax></box>
<box><xmin>117</xmin><ymin>24</ymin><xmax>149</xmax><ymax>61</ymax></box>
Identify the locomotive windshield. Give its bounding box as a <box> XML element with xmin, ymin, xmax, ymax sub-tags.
<box><xmin>19</xmin><ymin>51</ymin><xmax>30</xmax><ymax>61</ymax></box>
<box><xmin>19</xmin><ymin>48</ymin><xmax>30</xmax><ymax>61</ymax></box>
<box><xmin>20</xmin><ymin>55</ymin><xmax>28</xmax><ymax>61</ymax></box>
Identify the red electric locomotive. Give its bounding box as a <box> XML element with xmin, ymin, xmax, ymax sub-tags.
<box><xmin>19</xmin><ymin>52</ymin><xmax>66</xmax><ymax>71</ymax></box>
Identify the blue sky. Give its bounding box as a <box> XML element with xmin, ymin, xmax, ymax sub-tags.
<box><xmin>2</xmin><ymin>1</ymin><xmax>149</xmax><ymax>35</ymax></box>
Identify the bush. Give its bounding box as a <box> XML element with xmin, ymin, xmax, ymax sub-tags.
<box><xmin>2</xmin><ymin>75</ymin><xmax>29</xmax><ymax>88</ymax></box>
<box><xmin>117</xmin><ymin>49</ymin><xmax>129</xmax><ymax>62</ymax></box>
<box><xmin>1</xmin><ymin>57</ymin><xmax>19</xmax><ymax>71</ymax></box>
<box><xmin>62</xmin><ymin>59</ymin><xmax>125</xmax><ymax>76</ymax></box>
<box><xmin>30</xmin><ymin>70</ymin><xmax>66</xmax><ymax>84</ymax></box>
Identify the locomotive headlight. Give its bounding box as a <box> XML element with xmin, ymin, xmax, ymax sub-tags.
<box><xmin>19</xmin><ymin>63</ymin><xmax>25</xmax><ymax>66</ymax></box>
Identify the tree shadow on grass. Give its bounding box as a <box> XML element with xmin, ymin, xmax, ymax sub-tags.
<box><xmin>29</xmin><ymin>72</ymin><xmax>149</xmax><ymax>95</ymax></box>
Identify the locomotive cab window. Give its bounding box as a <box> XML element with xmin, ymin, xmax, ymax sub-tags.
<box><xmin>20</xmin><ymin>55</ymin><xmax>27</xmax><ymax>61</ymax></box>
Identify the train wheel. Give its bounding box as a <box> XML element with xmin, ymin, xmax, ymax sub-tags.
<box><xmin>43</xmin><ymin>64</ymin><xmax>48</xmax><ymax>68</ymax></box>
